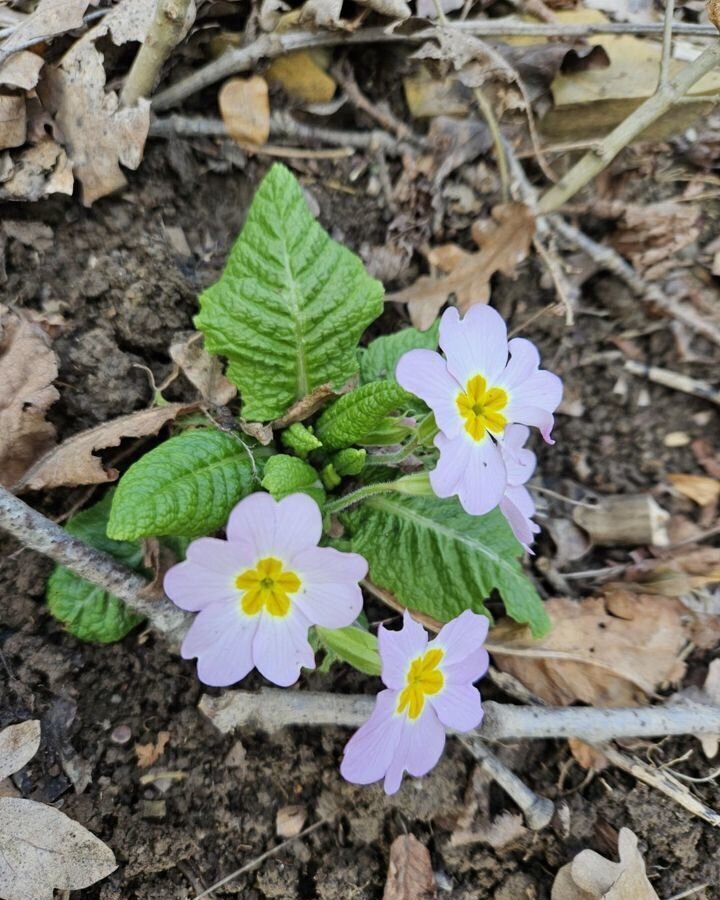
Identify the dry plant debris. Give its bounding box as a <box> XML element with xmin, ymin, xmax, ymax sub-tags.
<box><xmin>169</xmin><ymin>332</ymin><xmax>238</xmax><ymax>405</ymax></box>
<box><xmin>387</xmin><ymin>203</ymin><xmax>536</xmax><ymax>330</ymax></box>
<box><xmin>0</xmin><ymin>721</ymin><xmax>117</xmax><ymax>900</ymax></box>
<box><xmin>276</xmin><ymin>804</ymin><xmax>307</xmax><ymax>838</ymax></box>
<box><xmin>670</xmin><ymin>659</ymin><xmax>720</xmax><ymax>758</ymax></box>
<box><xmin>13</xmin><ymin>403</ymin><xmax>198</xmax><ymax>492</ymax></box>
<box><xmin>219</xmin><ymin>75</ymin><xmax>271</xmax><ymax>147</ymax></box>
<box><xmin>668</xmin><ymin>473</ymin><xmax>720</xmax><ymax>507</ymax></box>
<box><xmin>0</xmin><ymin>305</ymin><xmax>59</xmax><ymax>488</ymax></box>
<box><xmin>551</xmin><ymin>828</ymin><xmax>659</xmax><ymax>900</ymax></box>
<box><xmin>383</xmin><ymin>834</ymin><xmax>437</xmax><ymax>900</ymax></box>
<box><xmin>490</xmin><ymin>593</ymin><xmax>688</xmax><ymax>706</ymax></box>
<box><xmin>134</xmin><ymin>730</ymin><xmax>171</xmax><ymax>769</ymax></box>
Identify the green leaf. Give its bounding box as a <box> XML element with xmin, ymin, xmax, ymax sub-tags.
<box><xmin>315</xmin><ymin>381</ymin><xmax>411</xmax><ymax>450</ymax></box>
<box><xmin>281</xmin><ymin>422</ymin><xmax>322</xmax><ymax>459</ymax></box>
<box><xmin>195</xmin><ymin>163</ymin><xmax>384</xmax><ymax>421</ymax></box>
<box><xmin>332</xmin><ymin>448</ymin><xmax>366</xmax><ymax>477</ymax></box>
<box><xmin>359</xmin><ymin>319</ymin><xmax>440</xmax><ymax>384</ymax></box>
<box><xmin>261</xmin><ymin>454</ymin><xmax>325</xmax><ymax>505</ymax></box>
<box><xmin>342</xmin><ymin>495</ymin><xmax>549</xmax><ymax>637</ymax></box>
<box><xmin>108</xmin><ymin>429</ymin><xmax>256</xmax><ymax>540</ymax></box>
<box><xmin>316</xmin><ymin>625</ymin><xmax>382</xmax><ymax>676</ymax></box>
<box><xmin>47</xmin><ymin>493</ymin><xmax>144</xmax><ymax>643</ymax></box>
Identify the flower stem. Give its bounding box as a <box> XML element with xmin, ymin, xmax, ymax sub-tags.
<box><xmin>324</xmin><ymin>481</ymin><xmax>400</xmax><ymax>515</ymax></box>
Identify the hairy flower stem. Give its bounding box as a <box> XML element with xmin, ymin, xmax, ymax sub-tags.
<box><xmin>324</xmin><ymin>481</ymin><xmax>401</xmax><ymax>515</ymax></box>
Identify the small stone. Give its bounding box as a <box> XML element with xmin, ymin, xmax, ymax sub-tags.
<box><xmin>111</xmin><ymin>725</ymin><xmax>132</xmax><ymax>745</ymax></box>
<box><xmin>664</xmin><ymin>431</ymin><xmax>691</xmax><ymax>448</ymax></box>
<box><xmin>276</xmin><ymin>804</ymin><xmax>306</xmax><ymax>838</ymax></box>
<box><xmin>142</xmin><ymin>798</ymin><xmax>166</xmax><ymax>819</ymax></box>
<box><xmin>224</xmin><ymin>739</ymin><xmax>246</xmax><ymax>769</ymax></box>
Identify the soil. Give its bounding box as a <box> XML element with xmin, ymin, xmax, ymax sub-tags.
<box><xmin>2</xmin><ymin>118</ymin><xmax>720</xmax><ymax>897</ymax></box>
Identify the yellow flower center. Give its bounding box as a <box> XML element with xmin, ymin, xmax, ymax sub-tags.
<box><xmin>396</xmin><ymin>648</ymin><xmax>445</xmax><ymax>720</ymax></box>
<box><xmin>456</xmin><ymin>374</ymin><xmax>508</xmax><ymax>441</ymax></box>
<box><xmin>235</xmin><ymin>557</ymin><xmax>301</xmax><ymax>618</ymax></box>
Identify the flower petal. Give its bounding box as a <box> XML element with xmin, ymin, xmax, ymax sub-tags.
<box><xmin>430</xmin><ymin>609</ymin><xmax>489</xmax><ymax>668</ymax></box>
<box><xmin>181</xmin><ymin>601</ymin><xmax>258</xmax><ymax>687</ymax></box>
<box><xmin>395</xmin><ymin>349</ymin><xmax>463</xmax><ymax>437</ymax></box>
<box><xmin>504</xmin><ymin>369</ymin><xmax>563</xmax><ymax>444</ymax></box>
<box><xmin>275</xmin><ymin>493</ymin><xmax>323</xmax><ymax>559</ymax></box>
<box><xmin>164</xmin><ymin>559</ymin><xmax>235</xmax><ymax>612</ymax></box>
<box><xmin>340</xmin><ymin>689</ymin><xmax>403</xmax><ymax>786</ymax></box>
<box><xmin>226</xmin><ymin>492</ymin><xmax>278</xmax><ymax>554</ymax></box>
<box><xmin>499</xmin><ymin>424</ymin><xmax>536</xmax><ymax>487</ymax></box>
<box><xmin>295</xmin><ymin>582</ymin><xmax>363</xmax><ymax>629</ymax></box>
<box><xmin>252</xmin><ymin>608</ymin><xmax>315</xmax><ymax>687</ymax></box>
<box><xmin>443</xmin><ymin>647</ymin><xmax>490</xmax><ymax>686</ymax></box>
<box><xmin>429</xmin><ymin>683</ymin><xmax>484</xmax><ymax>732</ymax></box>
<box><xmin>439</xmin><ymin>306</ymin><xmax>508</xmax><ymax>386</ymax></box>
<box><xmin>292</xmin><ymin>546</ymin><xmax>367</xmax><ymax>583</ymax></box>
<box><xmin>379</xmin><ymin>611</ymin><xmax>428</xmax><ymax>690</ymax></box>
<box><xmin>500</xmin><ymin>485</ymin><xmax>540</xmax><ymax>552</ymax></box>
<box><xmin>431</xmin><ymin>432</ymin><xmax>507</xmax><ymax>516</ymax></box>
<box><xmin>499</xmin><ymin>338</ymin><xmax>540</xmax><ymax>391</ymax></box>
<box><xmin>383</xmin><ymin>708</ymin><xmax>446</xmax><ymax>794</ymax></box>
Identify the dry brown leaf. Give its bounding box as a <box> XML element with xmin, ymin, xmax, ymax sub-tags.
<box><xmin>551</xmin><ymin>828</ymin><xmax>659</xmax><ymax>900</ymax></box>
<box><xmin>0</xmin><ymin>0</ymin><xmax>90</xmax><ymax>58</ymax></box>
<box><xmin>276</xmin><ymin>804</ymin><xmax>307</xmax><ymax>838</ymax></box>
<box><xmin>135</xmin><ymin>731</ymin><xmax>170</xmax><ymax>769</ymax></box>
<box><xmin>272</xmin><ymin>383</ymin><xmax>345</xmax><ymax>428</ymax></box>
<box><xmin>169</xmin><ymin>332</ymin><xmax>237</xmax><ymax>406</ymax></box>
<box><xmin>0</xmin><ymin>52</ymin><xmax>44</xmax><ymax>90</ymax></box>
<box><xmin>219</xmin><ymin>76</ymin><xmax>270</xmax><ymax>147</ymax></box>
<box><xmin>710</xmin><ymin>0</ymin><xmax>720</xmax><ymax>32</ymax></box>
<box><xmin>383</xmin><ymin>834</ymin><xmax>436</xmax><ymax>900</ymax></box>
<box><xmin>13</xmin><ymin>403</ymin><xmax>197</xmax><ymax>492</ymax></box>
<box><xmin>267</xmin><ymin>52</ymin><xmax>336</xmax><ymax>104</ymax></box>
<box><xmin>490</xmin><ymin>594</ymin><xmax>688</xmax><ymax>706</ymax></box>
<box><xmin>568</xmin><ymin>738</ymin><xmax>609</xmax><ymax>772</ymax></box>
<box><xmin>668</xmin><ymin>473</ymin><xmax>720</xmax><ymax>507</ymax></box>
<box><xmin>0</xmin><ymin>95</ymin><xmax>26</xmax><ymax>149</ymax></box>
<box><xmin>0</xmin><ymin>138</ymin><xmax>73</xmax><ymax>201</ymax></box>
<box><xmin>452</xmin><ymin>810</ymin><xmax>528</xmax><ymax>850</ymax></box>
<box><xmin>386</xmin><ymin>203</ymin><xmax>535</xmax><ymax>330</ymax></box>
<box><xmin>610</xmin><ymin>202</ymin><xmax>700</xmax><ymax>280</ymax></box>
<box><xmin>0</xmin><ymin>721</ymin><xmax>41</xmax><ymax>781</ymax></box>
<box><xmin>0</xmin><ymin>306</ymin><xmax>59</xmax><ymax>488</ymax></box>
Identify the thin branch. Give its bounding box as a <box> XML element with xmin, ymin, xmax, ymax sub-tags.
<box><xmin>0</xmin><ymin>486</ymin><xmax>190</xmax><ymax>647</ymax></box>
<box><xmin>537</xmin><ymin>38</ymin><xmax>720</xmax><ymax>214</ymax></box>
<box><xmin>624</xmin><ymin>360</ymin><xmax>720</xmax><ymax>406</ymax></box>
<box><xmin>121</xmin><ymin>0</ymin><xmax>195</xmax><ymax>107</ymax></box>
<box><xmin>659</xmin><ymin>0</ymin><xmax>675</xmax><ymax>90</ymax></box>
<box><xmin>150</xmin><ymin>21</ymin><xmax>720</xmax><ymax>112</ymax></box>
<box><xmin>198</xmin><ymin>689</ymin><xmax>720</xmax><ymax>743</ymax></box>
<box><xmin>473</xmin><ymin>87</ymin><xmax>510</xmax><ymax>203</ymax></box>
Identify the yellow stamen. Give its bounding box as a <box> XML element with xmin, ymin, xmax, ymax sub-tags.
<box><xmin>456</xmin><ymin>374</ymin><xmax>508</xmax><ymax>441</ymax></box>
<box><xmin>397</xmin><ymin>648</ymin><xmax>445</xmax><ymax>720</ymax></box>
<box><xmin>235</xmin><ymin>557</ymin><xmax>301</xmax><ymax>618</ymax></box>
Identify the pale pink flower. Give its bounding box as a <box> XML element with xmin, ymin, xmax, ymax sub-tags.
<box><xmin>340</xmin><ymin>610</ymin><xmax>489</xmax><ymax>795</ymax></box>
<box><xmin>499</xmin><ymin>424</ymin><xmax>541</xmax><ymax>552</ymax></box>
<box><xmin>396</xmin><ymin>306</ymin><xmax>562</xmax><ymax>516</ymax></box>
<box><xmin>164</xmin><ymin>492</ymin><xmax>367</xmax><ymax>687</ymax></box>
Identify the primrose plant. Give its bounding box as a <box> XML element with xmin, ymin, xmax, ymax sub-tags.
<box><xmin>46</xmin><ymin>164</ymin><xmax>562</xmax><ymax>794</ymax></box>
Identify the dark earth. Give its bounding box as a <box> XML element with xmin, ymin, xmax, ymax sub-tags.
<box><xmin>2</xmin><ymin>55</ymin><xmax>720</xmax><ymax>897</ymax></box>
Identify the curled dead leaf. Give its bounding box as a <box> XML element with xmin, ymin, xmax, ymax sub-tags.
<box><xmin>169</xmin><ymin>332</ymin><xmax>237</xmax><ymax>405</ymax></box>
<box><xmin>551</xmin><ymin>828</ymin><xmax>658</xmax><ymax>900</ymax></box>
<box><xmin>0</xmin><ymin>138</ymin><xmax>74</xmax><ymax>202</ymax></box>
<box><xmin>13</xmin><ymin>403</ymin><xmax>198</xmax><ymax>492</ymax></box>
<box><xmin>272</xmin><ymin>382</ymin><xmax>348</xmax><ymax>429</ymax></box>
<box><xmin>0</xmin><ymin>306</ymin><xmax>59</xmax><ymax>488</ymax></box>
<box><xmin>383</xmin><ymin>834</ymin><xmax>436</xmax><ymax>900</ymax></box>
<box><xmin>386</xmin><ymin>203</ymin><xmax>535</xmax><ymax>330</ymax></box>
<box><xmin>490</xmin><ymin>594</ymin><xmax>688</xmax><ymax>706</ymax></box>
<box><xmin>668</xmin><ymin>473</ymin><xmax>720</xmax><ymax>507</ymax></box>
<box><xmin>135</xmin><ymin>731</ymin><xmax>170</xmax><ymax>769</ymax></box>
<box><xmin>0</xmin><ymin>721</ymin><xmax>41</xmax><ymax>781</ymax></box>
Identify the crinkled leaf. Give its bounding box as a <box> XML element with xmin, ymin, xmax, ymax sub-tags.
<box><xmin>315</xmin><ymin>381</ymin><xmax>411</xmax><ymax>450</ymax></box>
<box><xmin>0</xmin><ymin>798</ymin><xmax>117</xmax><ymax>900</ymax></box>
<box><xmin>316</xmin><ymin>625</ymin><xmax>381</xmax><ymax>675</ymax></box>
<box><xmin>281</xmin><ymin>422</ymin><xmax>322</xmax><ymax>458</ymax></box>
<box><xmin>0</xmin><ymin>722</ymin><xmax>41</xmax><ymax>780</ymax></box>
<box><xmin>343</xmin><ymin>494</ymin><xmax>549</xmax><ymax>637</ymax></box>
<box><xmin>195</xmin><ymin>163</ymin><xmax>384</xmax><ymax>421</ymax></box>
<box><xmin>47</xmin><ymin>492</ymin><xmax>144</xmax><ymax>643</ymax></box>
<box><xmin>261</xmin><ymin>454</ymin><xmax>325</xmax><ymax>505</ymax></box>
<box><xmin>359</xmin><ymin>319</ymin><xmax>440</xmax><ymax>384</ymax></box>
<box><xmin>108</xmin><ymin>429</ymin><xmax>256</xmax><ymax>540</ymax></box>
<box><xmin>332</xmin><ymin>448</ymin><xmax>366</xmax><ymax>476</ymax></box>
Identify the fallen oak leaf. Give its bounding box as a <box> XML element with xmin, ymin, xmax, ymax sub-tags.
<box><xmin>490</xmin><ymin>594</ymin><xmax>688</xmax><ymax>707</ymax></box>
<box><xmin>0</xmin><ymin>305</ymin><xmax>59</xmax><ymax>488</ymax></box>
<box><xmin>13</xmin><ymin>403</ymin><xmax>199</xmax><ymax>492</ymax></box>
<box><xmin>383</xmin><ymin>834</ymin><xmax>437</xmax><ymax>900</ymax></box>
<box><xmin>135</xmin><ymin>731</ymin><xmax>170</xmax><ymax>769</ymax></box>
<box><xmin>668</xmin><ymin>473</ymin><xmax>720</xmax><ymax>507</ymax></box>
<box><xmin>551</xmin><ymin>827</ymin><xmax>659</xmax><ymax>900</ymax></box>
<box><xmin>386</xmin><ymin>203</ymin><xmax>535</xmax><ymax>330</ymax></box>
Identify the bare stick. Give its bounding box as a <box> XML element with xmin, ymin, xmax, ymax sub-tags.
<box><xmin>150</xmin><ymin>21</ymin><xmax>720</xmax><ymax>112</ymax></box>
<box><xmin>659</xmin><ymin>0</ymin><xmax>675</xmax><ymax>90</ymax></box>
<box><xmin>537</xmin><ymin>38</ymin><xmax>720</xmax><ymax>214</ymax></box>
<box><xmin>624</xmin><ymin>360</ymin><xmax>720</xmax><ymax>406</ymax></box>
<box><xmin>0</xmin><ymin>486</ymin><xmax>189</xmax><ymax>646</ymax></box>
<box><xmin>198</xmin><ymin>689</ymin><xmax>720</xmax><ymax>743</ymax></box>
<box><xmin>121</xmin><ymin>0</ymin><xmax>195</xmax><ymax>107</ymax></box>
